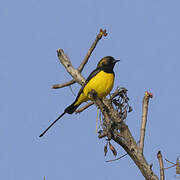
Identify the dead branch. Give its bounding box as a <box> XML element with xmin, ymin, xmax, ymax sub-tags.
<box><xmin>52</xmin><ymin>29</ymin><xmax>107</xmax><ymax>89</ymax></box>
<box><xmin>54</xmin><ymin>31</ymin><xmax>159</xmax><ymax>179</ymax></box>
<box><xmin>114</xmin><ymin>126</ymin><xmax>158</xmax><ymax>179</ymax></box>
<box><xmin>78</xmin><ymin>29</ymin><xmax>107</xmax><ymax>72</ymax></box>
<box><xmin>165</xmin><ymin>158</ymin><xmax>180</xmax><ymax>174</ymax></box>
<box><xmin>157</xmin><ymin>151</ymin><xmax>165</xmax><ymax>180</ymax></box>
<box><xmin>165</xmin><ymin>158</ymin><xmax>176</xmax><ymax>165</ymax></box>
<box><xmin>75</xmin><ymin>102</ymin><xmax>94</xmax><ymax>113</ymax></box>
<box><xmin>52</xmin><ymin>80</ymin><xmax>75</xmax><ymax>89</ymax></box>
<box><xmin>90</xmin><ymin>90</ymin><xmax>158</xmax><ymax>180</ymax></box>
<box><xmin>56</xmin><ymin>49</ymin><xmax>85</xmax><ymax>85</ymax></box>
<box><xmin>139</xmin><ymin>91</ymin><xmax>153</xmax><ymax>154</ymax></box>
<box><xmin>106</xmin><ymin>153</ymin><xmax>128</xmax><ymax>163</ymax></box>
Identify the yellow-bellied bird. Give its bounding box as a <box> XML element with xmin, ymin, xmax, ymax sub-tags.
<box><xmin>39</xmin><ymin>56</ymin><xmax>119</xmax><ymax>137</ymax></box>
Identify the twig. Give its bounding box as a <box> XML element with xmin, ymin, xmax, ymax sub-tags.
<box><xmin>69</xmin><ymin>85</ymin><xmax>76</xmax><ymax>97</ymax></box>
<box><xmin>165</xmin><ymin>158</ymin><xmax>180</xmax><ymax>174</ymax></box>
<box><xmin>52</xmin><ymin>29</ymin><xmax>107</xmax><ymax>89</ymax></box>
<box><xmin>106</xmin><ymin>153</ymin><xmax>128</xmax><ymax>163</ymax></box>
<box><xmin>78</xmin><ymin>29</ymin><xmax>107</xmax><ymax>72</ymax></box>
<box><xmin>157</xmin><ymin>151</ymin><xmax>165</xmax><ymax>180</ymax></box>
<box><xmin>139</xmin><ymin>91</ymin><xmax>153</xmax><ymax>154</ymax></box>
<box><xmin>75</xmin><ymin>102</ymin><xmax>94</xmax><ymax>113</ymax></box>
<box><xmin>50</xmin><ymin>31</ymin><xmax>159</xmax><ymax>179</ymax></box>
<box><xmin>52</xmin><ymin>80</ymin><xmax>75</xmax><ymax>89</ymax></box>
<box><xmin>164</xmin><ymin>164</ymin><xmax>176</xmax><ymax>170</ymax></box>
<box><xmin>110</xmin><ymin>87</ymin><xmax>128</xmax><ymax>100</ymax></box>
<box><xmin>165</xmin><ymin>158</ymin><xmax>176</xmax><ymax>165</ymax></box>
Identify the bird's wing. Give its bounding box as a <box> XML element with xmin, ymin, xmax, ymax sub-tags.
<box><xmin>75</xmin><ymin>68</ymin><xmax>101</xmax><ymax>101</ymax></box>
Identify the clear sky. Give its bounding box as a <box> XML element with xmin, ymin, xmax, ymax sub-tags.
<box><xmin>1</xmin><ymin>0</ymin><xmax>180</xmax><ymax>179</ymax></box>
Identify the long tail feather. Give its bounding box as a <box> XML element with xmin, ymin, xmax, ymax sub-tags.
<box><xmin>39</xmin><ymin>102</ymin><xmax>80</xmax><ymax>137</ymax></box>
<box><xmin>65</xmin><ymin>103</ymin><xmax>79</xmax><ymax>114</ymax></box>
<box><xmin>39</xmin><ymin>111</ymin><xmax>66</xmax><ymax>137</ymax></box>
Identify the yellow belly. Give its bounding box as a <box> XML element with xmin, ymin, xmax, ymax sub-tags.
<box><xmin>74</xmin><ymin>71</ymin><xmax>114</xmax><ymax>106</ymax></box>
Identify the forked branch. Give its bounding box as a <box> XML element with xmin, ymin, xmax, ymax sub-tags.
<box><xmin>53</xmin><ymin>30</ymin><xmax>160</xmax><ymax>180</ymax></box>
<box><xmin>90</xmin><ymin>89</ymin><xmax>158</xmax><ymax>180</ymax></box>
<box><xmin>52</xmin><ymin>29</ymin><xmax>107</xmax><ymax>89</ymax></box>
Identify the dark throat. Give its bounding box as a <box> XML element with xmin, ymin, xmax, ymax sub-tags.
<box><xmin>100</xmin><ymin>66</ymin><xmax>114</xmax><ymax>74</ymax></box>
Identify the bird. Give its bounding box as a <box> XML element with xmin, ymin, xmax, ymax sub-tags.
<box><xmin>39</xmin><ymin>56</ymin><xmax>119</xmax><ymax>137</ymax></box>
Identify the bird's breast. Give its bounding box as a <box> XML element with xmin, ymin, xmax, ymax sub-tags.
<box><xmin>83</xmin><ymin>70</ymin><xmax>115</xmax><ymax>99</ymax></box>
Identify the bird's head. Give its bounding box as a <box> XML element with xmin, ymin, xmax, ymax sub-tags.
<box><xmin>97</xmin><ymin>56</ymin><xmax>120</xmax><ymax>71</ymax></box>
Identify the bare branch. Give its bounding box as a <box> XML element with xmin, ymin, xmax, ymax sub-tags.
<box><xmin>52</xmin><ymin>80</ymin><xmax>76</xmax><ymax>89</ymax></box>
<box><xmin>165</xmin><ymin>158</ymin><xmax>176</xmax><ymax>165</ymax></box>
<box><xmin>139</xmin><ymin>91</ymin><xmax>153</xmax><ymax>154</ymax></box>
<box><xmin>51</xmin><ymin>62</ymin><xmax>158</xmax><ymax>179</ymax></box>
<box><xmin>157</xmin><ymin>151</ymin><xmax>165</xmax><ymax>180</ymax></box>
<box><xmin>56</xmin><ymin>49</ymin><xmax>85</xmax><ymax>85</ymax></box>
<box><xmin>106</xmin><ymin>153</ymin><xmax>128</xmax><ymax>163</ymax></box>
<box><xmin>53</xmin><ymin>31</ymin><xmax>159</xmax><ymax>179</ymax></box>
<box><xmin>91</xmin><ymin>90</ymin><xmax>158</xmax><ymax>180</ymax></box>
<box><xmin>78</xmin><ymin>29</ymin><xmax>108</xmax><ymax>72</ymax></box>
<box><xmin>52</xmin><ymin>29</ymin><xmax>107</xmax><ymax>89</ymax></box>
<box><xmin>75</xmin><ymin>102</ymin><xmax>94</xmax><ymax>113</ymax></box>
<box><xmin>164</xmin><ymin>158</ymin><xmax>180</xmax><ymax>174</ymax></box>
<box><xmin>164</xmin><ymin>158</ymin><xmax>176</xmax><ymax>170</ymax></box>
<box><xmin>113</xmin><ymin>124</ymin><xmax>158</xmax><ymax>180</ymax></box>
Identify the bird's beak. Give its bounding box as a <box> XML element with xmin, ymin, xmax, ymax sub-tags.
<box><xmin>113</xmin><ymin>59</ymin><xmax>120</xmax><ymax>64</ymax></box>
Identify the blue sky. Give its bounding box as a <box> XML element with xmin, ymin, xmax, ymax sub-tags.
<box><xmin>1</xmin><ymin>0</ymin><xmax>180</xmax><ymax>179</ymax></box>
